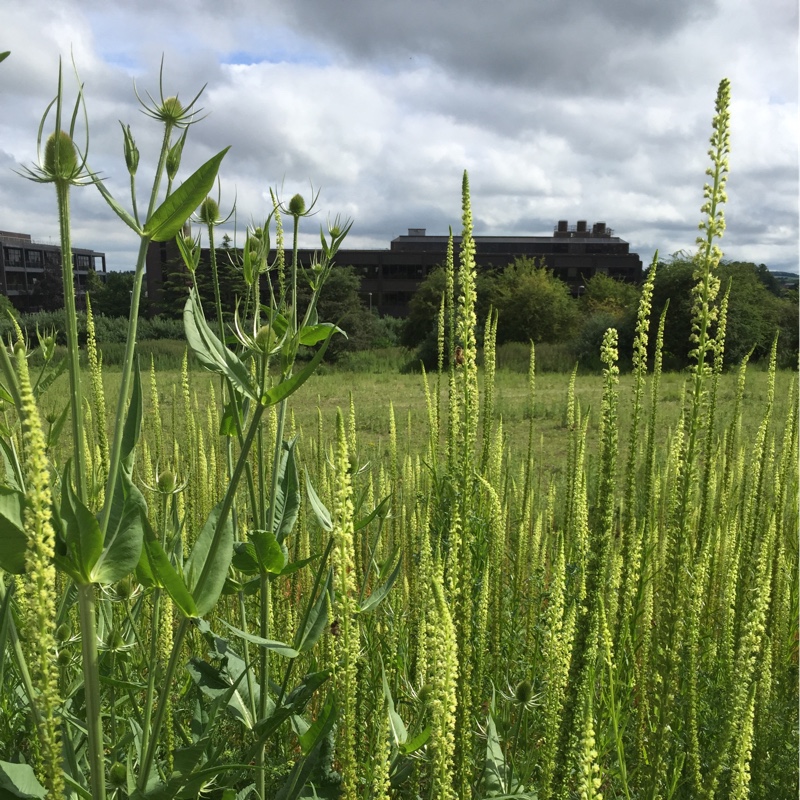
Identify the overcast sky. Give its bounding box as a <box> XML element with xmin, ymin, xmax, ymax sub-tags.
<box><xmin>1</xmin><ymin>0</ymin><xmax>797</xmax><ymax>274</ymax></box>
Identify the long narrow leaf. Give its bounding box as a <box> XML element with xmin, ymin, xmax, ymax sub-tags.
<box><xmin>144</xmin><ymin>147</ymin><xmax>230</xmax><ymax>241</ymax></box>
<box><xmin>184</xmin><ymin>501</ymin><xmax>234</xmax><ymax>617</ymax></box>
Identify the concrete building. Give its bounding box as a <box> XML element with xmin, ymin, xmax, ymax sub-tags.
<box><xmin>147</xmin><ymin>220</ymin><xmax>642</xmax><ymax>317</ymax></box>
<box><xmin>0</xmin><ymin>231</ymin><xmax>106</xmax><ymax>311</ymax></box>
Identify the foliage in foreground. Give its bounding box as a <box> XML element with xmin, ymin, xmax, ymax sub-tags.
<box><xmin>0</xmin><ymin>61</ymin><xmax>796</xmax><ymax>800</ymax></box>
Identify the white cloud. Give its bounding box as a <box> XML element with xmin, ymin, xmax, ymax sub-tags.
<box><xmin>0</xmin><ymin>0</ymin><xmax>796</xmax><ymax>274</ymax></box>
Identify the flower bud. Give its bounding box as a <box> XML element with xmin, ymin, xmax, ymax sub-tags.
<box><xmin>255</xmin><ymin>324</ymin><xmax>276</xmax><ymax>353</ymax></box>
<box><xmin>109</xmin><ymin>762</ymin><xmax>127</xmax><ymax>787</ymax></box>
<box><xmin>121</xmin><ymin>123</ymin><xmax>139</xmax><ymax>177</ymax></box>
<box><xmin>288</xmin><ymin>193</ymin><xmax>306</xmax><ymax>216</ymax></box>
<box><xmin>161</xmin><ymin>96</ymin><xmax>184</xmax><ymax>122</ymax></box>
<box><xmin>44</xmin><ymin>130</ymin><xmax>78</xmax><ymax>179</ymax></box>
<box><xmin>157</xmin><ymin>470</ymin><xmax>177</xmax><ymax>493</ymax></box>
<box><xmin>56</xmin><ymin>622</ymin><xmax>71</xmax><ymax>643</ymax></box>
<box><xmin>198</xmin><ymin>196</ymin><xmax>220</xmax><ymax>226</ymax></box>
<box><xmin>514</xmin><ymin>679</ymin><xmax>533</xmax><ymax>705</ymax></box>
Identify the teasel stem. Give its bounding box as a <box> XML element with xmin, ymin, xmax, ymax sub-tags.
<box><xmin>55</xmin><ymin>179</ymin><xmax>87</xmax><ymax>501</ymax></box>
<box><xmin>101</xmin><ymin>115</ymin><xmax>177</xmax><ymax>536</ymax></box>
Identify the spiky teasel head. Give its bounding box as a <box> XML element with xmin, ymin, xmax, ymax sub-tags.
<box><xmin>193</xmin><ymin>182</ymin><xmax>234</xmax><ymax>228</ymax></box>
<box><xmin>20</xmin><ymin>61</ymin><xmax>92</xmax><ymax>188</ymax></box>
<box><xmin>288</xmin><ymin>193</ymin><xmax>306</xmax><ymax>217</ymax></box>
<box><xmin>135</xmin><ymin>59</ymin><xmax>206</xmax><ymax>129</ymax></box>
<box><xmin>44</xmin><ymin>130</ymin><xmax>78</xmax><ymax>180</ymax></box>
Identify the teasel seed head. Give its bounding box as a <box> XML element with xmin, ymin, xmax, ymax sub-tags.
<box><xmin>44</xmin><ymin>130</ymin><xmax>78</xmax><ymax>180</ymax></box>
<box><xmin>288</xmin><ymin>193</ymin><xmax>306</xmax><ymax>216</ymax></box>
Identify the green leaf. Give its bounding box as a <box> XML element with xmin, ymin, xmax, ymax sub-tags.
<box><xmin>59</xmin><ymin>462</ymin><xmax>104</xmax><ymax>584</ymax></box>
<box><xmin>483</xmin><ymin>712</ymin><xmax>508</xmax><ymax>796</ymax></box>
<box><xmin>295</xmin><ymin>569</ymin><xmax>331</xmax><ymax>653</ymax></box>
<box><xmin>298</xmin><ymin>692</ymin><xmax>338</xmax><ymax>755</ymax></box>
<box><xmin>304</xmin><ymin>471</ymin><xmax>332</xmax><ymax>531</ymax></box>
<box><xmin>0</xmin><ymin>439</ymin><xmax>24</xmax><ymax>493</ymax></box>
<box><xmin>298</xmin><ymin>323</ymin><xmax>344</xmax><ymax>346</ymax></box>
<box><xmin>0</xmin><ymin>760</ymin><xmax>46</xmax><ymax>798</ymax></box>
<box><xmin>186</xmin><ymin>658</ymin><xmax>254</xmax><ymax>730</ymax></box>
<box><xmin>249</xmin><ymin>529</ymin><xmax>286</xmax><ymax>575</ymax></box>
<box><xmin>218</xmin><ymin>396</ymin><xmax>240</xmax><ymax>436</ymax></box>
<box><xmin>218</xmin><ymin>620</ymin><xmax>299</xmax><ymax>658</ymax></box>
<box><xmin>184</xmin><ymin>501</ymin><xmax>234</xmax><ymax>617</ymax></box>
<box><xmin>359</xmin><ymin>550</ymin><xmax>402</xmax><ymax>613</ymax></box>
<box><xmin>400</xmin><ymin>724</ymin><xmax>431</xmax><ymax>755</ymax></box>
<box><xmin>247</xmin><ymin>670</ymin><xmax>331</xmax><ymax>760</ymax></box>
<box><xmin>144</xmin><ymin>147</ymin><xmax>230</xmax><ymax>242</ymax></box>
<box><xmin>0</xmin><ymin>53</ymin><xmax>10</xmax><ymax>65</ymax></box>
<box><xmin>279</xmin><ymin>554</ymin><xmax>318</xmax><ymax>577</ymax></box>
<box><xmin>120</xmin><ymin>360</ymin><xmax>143</xmax><ymax>477</ymax></box>
<box><xmin>139</xmin><ymin>517</ymin><xmax>197</xmax><ymax>618</ymax></box>
<box><xmin>184</xmin><ymin>289</ymin><xmax>257</xmax><ymax>401</ymax></box>
<box><xmin>382</xmin><ymin>661</ymin><xmax>407</xmax><ymax>747</ymax></box>
<box><xmin>272</xmin><ymin>439</ymin><xmax>300</xmax><ymax>543</ymax></box>
<box><xmin>91</xmin><ymin>476</ymin><xmax>144</xmax><ymax>584</ymax></box>
<box><xmin>44</xmin><ymin>402</ymin><xmax>70</xmax><ymax>451</ymax></box>
<box><xmin>276</xmin><ymin>694</ymin><xmax>337</xmax><ymax>800</ymax></box>
<box><xmin>231</xmin><ymin>541</ymin><xmax>260</xmax><ymax>575</ymax></box>
<box><xmin>92</xmin><ymin>178</ymin><xmax>142</xmax><ymax>236</ymax></box>
<box><xmin>354</xmin><ymin>494</ymin><xmax>391</xmax><ymax>532</ymax></box>
<box><xmin>0</xmin><ymin>486</ymin><xmax>27</xmax><ymax>574</ymax></box>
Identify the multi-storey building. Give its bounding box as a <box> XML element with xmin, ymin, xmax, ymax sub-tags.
<box><xmin>0</xmin><ymin>231</ymin><xmax>106</xmax><ymax>311</ymax></box>
<box><xmin>147</xmin><ymin>220</ymin><xmax>642</xmax><ymax>317</ymax></box>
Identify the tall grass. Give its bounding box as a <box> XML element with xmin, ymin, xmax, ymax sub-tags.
<box><xmin>0</xmin><ymin>64</ymin><xmax>796</xmax><ymax>800</ymax></box>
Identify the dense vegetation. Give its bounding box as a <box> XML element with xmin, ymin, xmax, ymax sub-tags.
<box><xmin>0</xmin><ymin>61</ymin><xmax>796</xmax><ymax>800</ymax></box>
<box><xmin>403</xmin><ymin>254</ymin><xmax>799</xmax><ymax>371</ymax></box>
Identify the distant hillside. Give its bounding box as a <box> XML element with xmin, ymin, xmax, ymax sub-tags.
<box><xmin>771</xmin><ymin>271</ymin><xmax>799</xmax><ymax>289</ymax></box>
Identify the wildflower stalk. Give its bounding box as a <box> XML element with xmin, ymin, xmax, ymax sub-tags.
<box><xmin>12</xmin><ymin>341</ymin><xmax>64</xmax><ymax>798</ymax></box>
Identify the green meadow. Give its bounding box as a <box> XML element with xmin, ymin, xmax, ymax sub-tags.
<box><xmin>0</xmin><ymin>63</ymin><xmax>796</xmax><ymax>800</ymax></box>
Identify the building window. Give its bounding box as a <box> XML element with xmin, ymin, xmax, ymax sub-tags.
<box><xmin>4</xmin><ymin>247</ymin><xmax>22</xmax><ymax>266</ymax></box>
<box><xmin>45</xmin><ymin>250</ymin><xmax>60</xmax><ymax>267</ymax></box>
<box><xmin>26</xmin><ymin>250</ymin><xmax>42</xmax><ymax>265</ymax></box>
<box><xmin>75</xmin><ymin>254</ymin><xmax>90</xmax><ymax>269</ymax></box>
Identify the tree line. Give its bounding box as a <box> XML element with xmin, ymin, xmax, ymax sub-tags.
<box><xmin>402</xmin><ymin>255</ymin><xmax>799</xmax><ymax>371</ymax></box>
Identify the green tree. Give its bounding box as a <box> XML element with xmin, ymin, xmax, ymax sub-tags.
<box><xmin>87</xmin><ymin>270</ymin><xmax>140</xmax><ymax>317</ymax></box>
<box><xmin>652</xmin><ymin>254</ymin><xmax>799</xmax><ymax>369</ymax></box>
<box><xmin>573</xmin><ymin>272</ymin><xmax>640</xmax><ymax>370</ymax></box>
<box><xmin>488</xmin><ymin>257</ymin><xmax>578</xmax><ymax>345</ymax></box>
<box><xmin>580</xmin><ymin>272</ymin><xmax>639</xmax><ymax>316</ymax></box>
<box><xmin>402</xmin><ymin>264</ymin><xmax>496</xmax><ymax>351</ymax></box>
<box><xmin>297</xmin><ymin>264</ymin><xmax>380</xmax><ymax>360</ymax></box>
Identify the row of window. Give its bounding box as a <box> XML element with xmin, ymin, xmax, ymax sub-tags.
<box><xmin>2</xmin><ymin>247</ymin><xmax>94</xmax><ymax>269</ymax></box>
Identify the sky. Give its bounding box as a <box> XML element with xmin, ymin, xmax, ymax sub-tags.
<box><xmin>0</xmin><ymin>0</ymin><xmax>797</xmax><ymax>274</ymax></box>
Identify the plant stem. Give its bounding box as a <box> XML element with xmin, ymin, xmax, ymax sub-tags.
<box><xmin>55</xmin><ymin>181</ymin><xmax>87</xmax><ymax>502</ymax></box>
<box><xmin>138</xmin><ymin>616</ymin><xmax>191</xmax><ymax>791</ymax></box>
<box><xmin>77</xmin><ymin>583</ymin><xmax>106</xmax><ymax>800</ymax></box>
